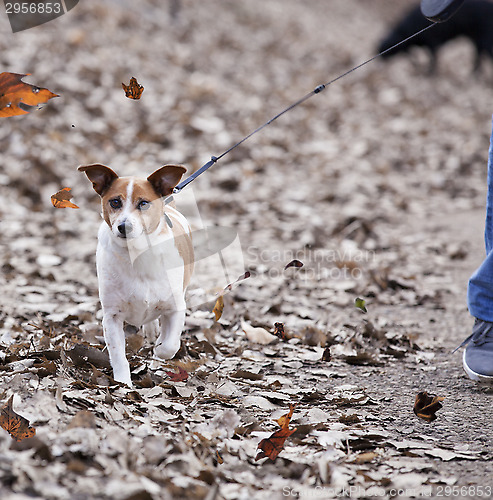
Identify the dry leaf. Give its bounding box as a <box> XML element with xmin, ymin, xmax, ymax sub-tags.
<box><xmin>68</xmin><ymin>410</ymin><xmax>96</xmax><ymax>429</ymax></box>
<box><xmin>122</xmin><ymin>77</ymin><xmax>144</xmax><ymax>99</ymax></box>
<box><xmin>213</xmin><ymin>271</ymin><xmax>251</xmax><ymax>321</ymax></box>
<box><xmin>322</xmin><ymin>346</ymin><xmax>331</xmax><ymax>362</ymax></box>
<box><xmin>166</xmin><ymin>366</ymin><xmax>189</xmax><ymax>382</ymax></box>
<box><xmin>0</xmin><ymin>72</ymin><xmax>58</xmax><ymax>117</ymax></box>
<box><xmin>275</xmin><ymin>403</ymin><xmax>296</xmax><ymax>429</ymax></box>
<box><xmin>212</xmin><ymin>295</ymin><xmax>224</xmax><ymax>321</ymax></box>
<box><xmin>413</xmin><ymin>391</ymin><xmax>444</xmax><ymax>422</ymax></box>
<box><xmin>0</xmin><ymin>395</ymin><xmax>36</xmax><ymax>441</ymax></box>
<box><xmin>354</xmin><ymin>451</ymin><xmax>377</xmax><ymax>464</ymax></box>
<box><xmin>284</xmin><ymin>259</ymin><xmax>303</xmax><ymax>270</ymax></box>
<box><xmin>256</xmin><ymin>404</ymin><xmax>297</xmax><ymax>461</ymax></box>
<box><xmin>273</xmin><ymin>322</ymin><xmax>287</xmax><ymax>341</ymax></box>
<box><xmin>51</xmin><ymin>187</ymin><xmax>79</xmax><ymax>209</ymax></box>
<box><xmin>241</xmin><ymin>320</ymin><xmax>277</xmax><ymax>345</ymax></box>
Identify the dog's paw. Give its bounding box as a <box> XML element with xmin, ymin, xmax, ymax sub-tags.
<box><xmin>154</xmin><ymin>340</ymin><xmax>180</xmax><ymax>360</ymax></box>
<box><xmin>112</xmin><ymin>367</ymin><xmax>133</xmax><ymax>387</ymax></box>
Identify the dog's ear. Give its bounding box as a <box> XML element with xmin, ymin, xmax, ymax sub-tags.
<box><xmin>147</xmin><ymin>165</ymin><xmax>186</xmax><ymax>197</ymax></box>
<box><xmin>78</xmin><ymin>164</ymin><xmax>119</xmax><ymax>196</ymax></box>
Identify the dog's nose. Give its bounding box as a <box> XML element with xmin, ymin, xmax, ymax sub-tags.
<box><xmin>118</xmin><ymin>220</ymin><xmax>133</xmax><ymax>236</ymax></box>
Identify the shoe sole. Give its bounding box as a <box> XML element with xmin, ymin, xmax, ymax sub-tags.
<box><xmin>462</xmin><ymin>350</ymin><xmax>493</xmax><ymax>383</ymax></box>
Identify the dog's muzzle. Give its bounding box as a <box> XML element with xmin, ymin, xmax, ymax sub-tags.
<box><xmin>117</xmin><ymin>220</ymin><xmax>133</xmax><ymax>238</ymax></box>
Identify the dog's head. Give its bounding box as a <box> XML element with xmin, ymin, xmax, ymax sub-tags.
<box><xmin>78</xmin><ymin>164</ymin><xmax>186</xmax><ymax>240</ymax></box>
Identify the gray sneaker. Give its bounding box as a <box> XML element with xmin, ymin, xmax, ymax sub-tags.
<box><xmin>455</xmin><ymin>320</ymin><xmax>493</xmax><ymax>383</ymax></box>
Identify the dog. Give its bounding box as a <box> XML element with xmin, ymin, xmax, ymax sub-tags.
<box><xmin>378</xmin><ymin>1</ymin><xmax>493</xmax><ymax>73</ymax></box>
<box><xmin>79</xmin><ymin>164</ymin><xmax>194</xmax><ymax>386</ymax></box>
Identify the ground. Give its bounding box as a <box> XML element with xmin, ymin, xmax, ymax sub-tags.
<box><xmin>0</xmin><ymin>0</ymin><xmax>493</xmax><ymax>499</ymax></box>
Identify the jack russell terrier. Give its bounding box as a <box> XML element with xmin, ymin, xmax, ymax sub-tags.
<box><xmin>79</xmin><ymin>164</ymin><xmax>194</xmax><ymax>386</ymax></box>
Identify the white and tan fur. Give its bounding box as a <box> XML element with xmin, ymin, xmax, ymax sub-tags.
<box><xmin>79</xmin><ymin>164</ymin><xmax>193</xmax><ymax>386</ymax></box>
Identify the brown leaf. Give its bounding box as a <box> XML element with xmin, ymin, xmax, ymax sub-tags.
<box><xmin>166</xmin><ymin>366</ymin><xmax>188</xmax><ymax>382</ymax></box>
<box><xmin>413</xmin><ymin>391</ymin><xmax>444</xmax><ymax>422</ymax></box>
<box><xmin>256</xmin><ymin>404</ymin><xmax>297</xmax><ymax>461</ymax></box>
<box><xmin>275</xmin><ymin>403</ymin><xmax>296</xmax><ymax>429</ymax></box>
<box><xmin>0</xmin><ymin>72</ymin><xmax>58</xmax><ymax>117</ymax></box>
<box><xmin>213</xmin><ymin>271</ymin><xmax>251</xmax><ymax>321</ymax></box>
<box><xmin>0</xmin><ymin>395</ymin><xmax>36</xmax><ymax>441</ymax></box>
<box><xmin>51</xmin><ymin>187</ymin><xmax>79</xmax><ymax>209</ymax></box>
<box><xmin>354</xmin><ymin>451</ymin><xmax>377</xmax><ymax>464</ymax></box>
<box><xmin>122</xmin><ymin>77</ymin><xmax>144</xmax><ymax>99</ymax></box>
<box><xmin>67</xmin><ymin>410</ymin><xmax>96</xmax><ymax>429</ymax></box>
<box><xmin>212</xmin><ymin>295</ymin><xmax>224</xmax><ymax>321</ymax></box>
<box><xmin>284</xmin><ymin>259</ymin><xmax>303</xmax><ymax>270</ymax></box>
<box><xmin>321</xmin><ymin>346</ymin><xmax>331</xmax><ymax>362</ymax></box>
<box><xmin>273</xmin><ymin>322</ymin><xmax>287</xmax><ymax>341</ymax></box>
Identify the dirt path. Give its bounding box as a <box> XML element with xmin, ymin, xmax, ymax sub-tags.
<box><xmin>1</xmin><ymin>1</ymin><xmax>493</xmax><ymax>499</ymax></box>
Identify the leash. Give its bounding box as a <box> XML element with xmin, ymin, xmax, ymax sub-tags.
<box><xmin>173</xmin><ymin>0</ymin><xmax>468</xmax><ymax>195</ymax></box>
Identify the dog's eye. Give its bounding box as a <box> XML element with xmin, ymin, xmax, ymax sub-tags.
<box><xmin>109</xmin><ymin>198</ymin><xmax>122</xmax><ymax>209</ymax></box>
<box><xmin>137</xmin><ymin>200</ymin><xmax>150</xmax><ymax>210</ymax></box>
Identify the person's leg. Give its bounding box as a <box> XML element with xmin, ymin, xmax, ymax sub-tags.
<box><xmin>463</xmin><ymin>115</ymin><xmax>493</xmax><ymax>382</ymax></box>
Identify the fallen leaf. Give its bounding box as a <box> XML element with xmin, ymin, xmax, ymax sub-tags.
<box><xmin>354</xmin><ymin>297</ymin><xmax>367</xmax><ymax>313</ymax></box>
<box><xmin>166</xmin><ymin>366</ymin><xmax>189</xmax><ymax>382</ymax></box>
<box><xmin>241</xmin><ymin>320</ymin><xmax>277</xmax><ymax>345</ymax></box>
<box><xmin>122</xmin><ymin>77</ymin><xmax>144</xmax><ymax>99</ymax></box>
<box><xmin>338</xmin><ymin>413</ymin><xmax>360</xmax><ymax>425</ymax></box>
<box><xmin>273</xmin><ymin>322</ymin><xmax>287</xmax><ymax>341</ymax></box>
<box><xmin>212</xmin><ymin>295</ymin><xmax>224</xmax><ymax>321</ymax></box>
<box><xmin>413</xmin><ymin>391</ymin><xmax>444</xmax><ymax>422</ymax></box>
<box><xmin>67</xmin><ymin>410</ymin><xmax>96</xmax><ymax>429</ymax></box>
<box><xmin>230</xmin><ymin>369</ymin><xmax>263</xmax><ymax>381</ymax></box>
<box><xmin>322</xmin><ymin>346</ymin><xmax>331</xmax><ymax>362</ymax></box>
<box><xmin>51</xmin><ymin>187</ymin><xmax>79</xmax><ymax>209</ymax></box>
<box><xmin>284</xmin><ymin>259</ymin><xmax>303</xmax><ymax>270</ymax></box>
<box><xmin>354</xmin><ymin>451</ymin><xmax>377</xmax><ymax>464</ymax></box>
<box><xmin>0</xmin><ymin>395</ymin><xmax>36</xmax><ymax>441</ymax></box>
<box><xmin>0</xmin><ymin>72</ymin><xmax>58</xmax><ymax>117</ymax></box>
<box><xmin>256</xmin><ymin>404</ymin><xmax>297</xmax><ymax>461</ymax></box>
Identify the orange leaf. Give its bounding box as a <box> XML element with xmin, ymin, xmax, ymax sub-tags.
<box><xmin>256</xmin><ymin>404</ymin><xmax>297</xmax><ymax>461</ymax></box>
<box><xmin>212</xmin><ymin>295</ymin><xmax>224</xmax><ymax>321</ymax></box>
<box><xmin>413</xmin><ymin>391</ymin><xmax>444</xmax><ymax>422</ymax></box>
<box><xmin>0</xmin><ymin>72</ymin><xmax>58</xmax><ymax>117</ymax></box>
<box><xmin>122</xmin><ymin>77</ymin><xmax>144</xmax><ymax>100</ymax></box>
<box><xmin>51</xmin><ymin>187</ymin><xmax>79</xmax><ymax>209</ymax></box>
<box><xmin>165</xmin><ymin>367</ymin><xmax>188</xmax><ymax>382</ymax></box>
<box><xmin>275</xmin><ymin>403</ymin><xmax>296</xmax><ymax>429</ymax></box>
<box><xmin>0</xmin><ymin>395</ymin><xmax>36</xmax><ymax>441</ymax></box>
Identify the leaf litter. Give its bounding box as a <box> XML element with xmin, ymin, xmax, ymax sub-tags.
<box><xmin>0</xmin><ymin>0</ymin><xmax>492</xmax><ymax>498</ymax></box>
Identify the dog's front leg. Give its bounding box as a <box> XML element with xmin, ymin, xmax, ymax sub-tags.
<box><xmin>154</xmin><ymin>309</ymin><xmax>185</xmax><ymax>360</ymax></box>
<box><xmin>102</xmin><ymin>313</ymin><xmax>132</xmax><ymax>386</ymax></box>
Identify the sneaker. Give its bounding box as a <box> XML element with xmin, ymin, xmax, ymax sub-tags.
<box><xmin>455</xmin><ymin>319</ymin><xmax>493</xmax><ymax>383</ymax></box>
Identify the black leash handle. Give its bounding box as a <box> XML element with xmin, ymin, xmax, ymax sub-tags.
<box><xmin>172</xmin><ymin>22</ymin><xmax>437</xmax><ymax>195</ymax></box>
